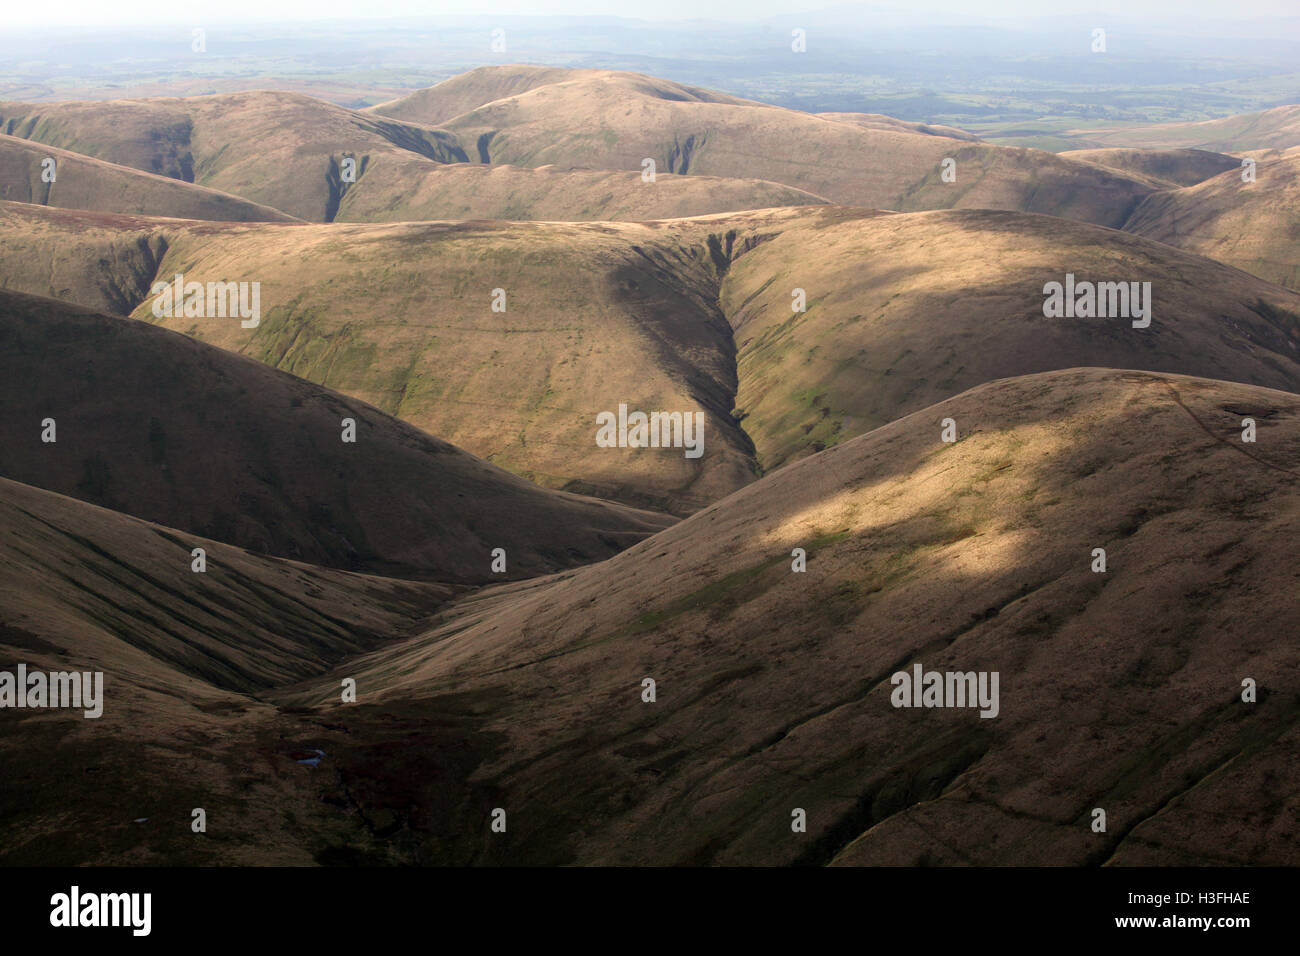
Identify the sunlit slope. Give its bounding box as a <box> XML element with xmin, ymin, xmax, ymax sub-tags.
<box><xmin>0</xmin><ymin>85</ymin><xmax>824</xmax><ymax>223</ymax></box>
<box><xmin>813</xmin><ymin>111</ymin><xmax>981</xmax><ymax>141</ymax></box>
<box><xmin>4</xmin><ymin>202</ymin><xmax>1299</xmax><ymax>511</ymax></box>
<box><xmin>290</xmin><ymin>369</ymin><xmax>1300</xmax><ymax>866</ymax></box>
<box><xmin>718</xmin><ymin>207</ymin><xmax>1300</xmax><ymax>470</ymax></box>
<box><xmin>0</xmin><ymin>202</ymin><xmax>178</xmax><ymax>315</ymax></box>
<box><xmin>0</xmin><ymin>134</ymin><xmax>299</xmax><ymax>222</ymax></box>
<box><xmin>0</xmin><ymin>204</ymin><xmax>759</xmax><ymax>512</ymax></box>
<box><xmin>1124</xmin><ymin>152</ymin><xmax>1300</xmax><ymax>293</ymax></box>
<box><xmin>333</xmin><ymin>159</ymin><xmax>828</xmax><ymax>222</ymax></box>
<box><xmin>368</xmin><ymin>64</ymin><xmax>755</xmax><ymax>127</ymax></box>
<box><xmin>0</xmin><ymin>288</ymin><xmax>671</xmax><ymax>580</ymax></box>
<box><xmin>125</xmin><ymin>217</ymin><xmax>761</xmax><ymax>513</ymax></box>
<box><xmin>0</xmin><ymin>91</ymin><xmax>468</xmax><ymax>221</ymax></box>
<box><xmin>388</xmin><ymin>66</ymin><xmax>1154</xmax><ymax>227</ymax></box>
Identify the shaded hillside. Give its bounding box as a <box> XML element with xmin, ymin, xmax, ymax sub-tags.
<box><xmin>1058</xmin><ymin>147</ymin><xmax>1240</xmax><ymax>188</ymax></box>
<box><xmin>280</xmin><ymin>369</ymin><xmax>1300</xmax><ymax>866</ymax></box>
<box><xmin>1124</xmin><ymin>152</ymin><xmax>1300</xmax><ymax>293</ymax></box>
<box><xmin>0</xmin><ymin>91</ymin><xmax>468</xmax><ymax>221</ymax></box>
<box><xmin>0</xmin><ymin>476</ymin><xmax>451</xmax><ymax>692</ymax></box>
<box><xmin>3</xmin><ymin>203</ymin><xmax>1300</xmax><ymax>511</ymax></box>
<box><xmin>0</xmin><ymin>289</ymin><xmax>671</xmax><ymax>581</ymax></box>
<box><xmin>0</xmin><ymin>475</ymin><xmax>450</xmax><ymax>865</ymax></box>
<box><xmin>0</xmin><ymin>134</ymin><xmax>299</xmax><ymax>222</ymax></box>
<box><xmin>716</xmin><ymin>206</ymin><xmax>1300</xmax><ymax>470</ymax></box>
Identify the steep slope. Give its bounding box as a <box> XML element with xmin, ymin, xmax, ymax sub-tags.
<box><xmin>716</xmin><ymin>206</ymin><xmax>1300</xmax><ymax>471</ymax></box>
<box><xmin>1123</xmin><ymin>152</ymin><xmax>1300</xmax><ymax>293</ymax></box>
<box><xmin>0</xmin><ymin>134</ymin><xmax>299</xmax><ymax>222</ymax></box>
<box><xmin>388</xmin><ymin>66</ymin><xmax>1154</xmax><ymax>228</ymax></box>
<box><xmin>0</xmin><ymin>203</ymin><xmax>762</xmax><ymax>514</ymax></box>
<box><xmin>0</xmin><ymin>202</ymin><xmax>170</xmax><ymax>316</ymax></box>
<box><xmin>4</xmin><ymin>202</ymin><xmax>1300</xmax><ymax>512</ymax></box>
<box><xmin>0</xmin><ymin>91</ymin><xmax>468</xmax><ymax>221</ymax></box>
<box><xmin>278</xmin><ymin>369</ymin><xmax>1300</xmax><ymax>866</ymax></box>
<box><xmin>0</xmin><ymin>288</ymin><xmax>671</xmax><ymax>581</ymax></box>
<box><xmin>0</xmin><ymin>475</ymin><xmax>450</xmax><ymax>865</ymax></box>
<box><xmin>1058</xmin><ymin>147</ymin><xmax>1240</xmax><ymax>188</ymax></box>
<box><xmin>0</xmin><ymin>476</ymin><xmax>451</xmax><ymax>693</ymax></box>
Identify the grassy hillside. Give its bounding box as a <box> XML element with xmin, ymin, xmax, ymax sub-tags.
<box><xmin>4</xmin><ymin>67</ymin><xmax>1160</xmax><ymax>228</ymax></box>
<box><xmin>277</xmin><ymin>369</ymin><xmax>1300</xmax><ymax>865</ymax></box>
<box><xmin>388</xmin><ymin>66</ymin><xmax>1155</xmax><ymax>228</ymax></box>
<box><xmin>1124</xmin><ymin>152</ymin><xmax>1300</xmax><ymax>293</ymax></box>
<box><xmin>334</xmin><ymin>159</ymin><xmax>828</xmax><ymax>222</ymax></box>
<box><xmin>717</xmin><ymin>206</ymin><xmax>1300</xmax><ymax>470</ymax></box>
<box><xmin>1058</xmin><ymin>147</ymin><xmax>1240</xmax><ymax>188</ymax></box>
<box><xmin>0</xmin><ymin>91</ymin><xmax>468</xmax><ymax>221</ymax></box>
<box><xmin>3</xmin><ymin>202</ymin><xmax>1300</xmax><ymax>512</ymax></box>
<box><xmin>0</xmin><ymin>288</ymin><xmax>671</xmax><ymax>581</ymax></box>
<box><xmin>1</xmin><ymin>206</ymin><xmax>761</xmax><ymax>514</ymax></box>
<box><xmin>367</xmin><ymin>64</ymin><xmax>755</xmax><ymax>126</ymax></box>
<box><xmin>0</xmin><ymin>134</ymin><xmax>299</xmax><ymax>222</ymax></box>
<box><xmin>0</xmin><ymin>474</ymin><xmax>452</xmax><ymax>865</ymax></box>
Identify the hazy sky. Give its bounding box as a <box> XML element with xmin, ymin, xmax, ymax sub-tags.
<box><xmin>9</xmin><ymin>1</ymin><xmax>1300</xmax><ymax>28</ymax></box>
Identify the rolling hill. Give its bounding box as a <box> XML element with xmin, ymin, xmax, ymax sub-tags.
<box><xmin>716</xmin><ymin>206</ymin><xmax>1300</xmax><ymax>471</ymax></box>
<box><xmin>1057</xmin><ymin>147</ymin><xmax>1240</xmax><ymax>188</ymax></box>
<box><xmin>332</xmin><ymin>159</ymin><xmax>828</xmax><ymax>222</ymax></box>
<box><xmin>0</xmin><ymin>201</ymin><xmax>766</xmax><ymax>514</ymax></box>
<box><xmin>0</xmin><ymin>91</ymin><xmax>468</xmax><ymax>221</ymax></box>
<box><xmin>0</xmin><ymin>88</ymin><xmax>830</xmax><ymax>224</ymax></box>
<box><xmin>813</xmin><ymin>111</ymin><xmax>981</xmax><ymax>142</ymax></box>
<box><xmin>1</xmin><ymin>60</ymin><xmax>1298</xmax><ymax>872</ymax></box>
<box><xmin>366</xmin><ymin>65</ymin><xmax>615</xmax><ymax>127</ymax></box>
<box><xmin>3</xmin><ymin>202</ymin><xmax>1300</xmax><ymax>511</ymax></box>
<box><xmin>1123</xmin><ymin>152</ymin><xmax>1300</xmax><ymax>294</ymax></box>
<box><xmin>0</xmin><ymin>473</ymin><xmax>453</xmax><ymax>865</ymax></box>
<box><xmin>270</xmin><ymin>368</ymin><xmax>1300</xmax><ymax>865</ymax></box>
<box><xmin>0</xmin><ymin>134</ymin><xmax>299</xmax><ymax>222</ymax></box>
<box><xmin>3</xmin><ymin>66</ymin><xmax>1162</xmax><ymax>228</ymax></box>
<box><xmin>373</xmin><ymin>66</ymin><xmax>1156</xmax><ymax>228</ymax></box>
<box><xmin>0</xmin><ymin>288</ymin><xmax>671</xmax><ymax>581</ymax></box>
<box><xmin>9</xmin><ymin>368</ymin><xmax>1295</xmax><ymax>865</ymax></box>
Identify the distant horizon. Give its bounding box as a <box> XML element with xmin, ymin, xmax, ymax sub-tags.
<box><xmin>3</xmin><ymin>2</ymin><xmax>1297</xmax><ymax>138</ymax></box>
<box><xmin>6</xmin><ymin>1</ymin><xmax>1300</xmax><ymax>30</ymax></box>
